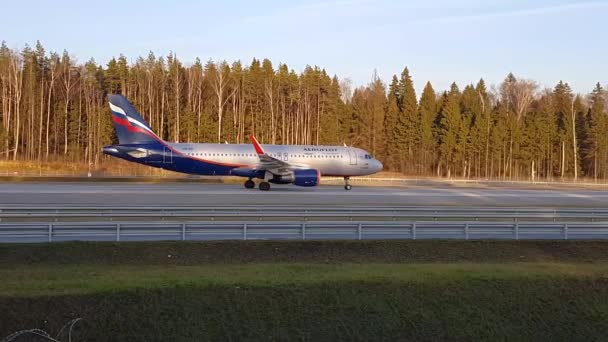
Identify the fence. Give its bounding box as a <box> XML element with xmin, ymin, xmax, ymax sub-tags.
<box><xmin>0</xmin><ymin>206</ymin><xmax>607</xmax><ymax>221</ymax></box>
<box><xmin>1</xmin><ymin>206</ymin><xmax>607</xmax><ymax>242</ymax></box>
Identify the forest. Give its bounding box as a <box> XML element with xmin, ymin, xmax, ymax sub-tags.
<box><xmin>0</xmin><ymin>41</ymin><xmax>607</xmax><ymax>180</ymax></box>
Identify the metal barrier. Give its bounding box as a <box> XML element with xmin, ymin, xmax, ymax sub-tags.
<box><xmin>0</xmin><ymin>205</ymin><xmax>607</xmax><ymax>242</ymax></box>
<box><xmin>0</xmin><ymin>206</ymin><xmax>608</xmax><ymax>222</ymax></box>
<box><xmin>2</xmin><ymin>220</ymin><xmax>608</xmax><ymax>243</ymax></box>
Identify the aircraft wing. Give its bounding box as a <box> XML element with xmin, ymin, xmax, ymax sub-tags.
<box><xmin>249</xmin><ymin>135</ymin><xmax>297</xmax><ymax>175</ymax></box>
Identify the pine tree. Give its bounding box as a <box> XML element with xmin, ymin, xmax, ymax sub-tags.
<box><xmin>437</xmin><ymin>83</ymin><xmax>461</xmax><ymax>177</ymax></box>
<box><xmin>474</xmin><ymin>79</ymin><xmax>492</xmax><ymax>178</ymax></box>
<box><xmin>368</xmin><ymin>74</ymin><xmax>386</xmax><ymax>158</ymax></box>
<box><xmin>105</xmin><ymin>57</ymin><xmax>120</xmax><ymax>94</ymax></box>
<box><xmin>418</xmin><ymin>81</ymin><xmax>436</xmax><ymax>174</ymax></box>
<box><xmin>553</xmin><ymin>81</ymin><xmax>579</xmax><ymax>178</ymax></box>
<box><xmin>384</xmin><ymin>75</ymin><xmax>400</xmax><ymax>170</ymax></box>
<box><xmin>394</xmin><ymin>67</ymin><xmax>417</xmax><ymax>172</ymax></box>
<box><xmin>460</xmin><ymin>84</ymin><xmax>480</xmax><ymax>177</ymax></box>
<box><xmin>587</xmin><ymin>83</ymin><xmax>607</xmax><ymax>179</ymax></box>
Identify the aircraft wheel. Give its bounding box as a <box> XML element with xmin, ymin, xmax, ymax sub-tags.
<box><xmin>344</xmin><ymin>184</ymin><xmax>352</xmax><ymax>191</ymax></box>
<box><xmin>259</xmin><ymin>181</ymin><xmax>271</xmax><ymax>191</ymax></box>
<box><xmin>244</xmin><ymin>179</ymin><xmax>255</xmax><ymax>189</ymax></box>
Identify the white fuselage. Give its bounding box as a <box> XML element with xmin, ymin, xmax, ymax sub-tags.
<box><xmin>168</xmin><ymin>143</ymin><xmax>382</xmax><ymax>177</ymax></box>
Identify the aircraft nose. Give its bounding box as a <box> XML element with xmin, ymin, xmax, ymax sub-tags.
<box><xmin>375</xmin><ymin>160</ymin><xmax>383</xmax><ymax>172</ymax></box>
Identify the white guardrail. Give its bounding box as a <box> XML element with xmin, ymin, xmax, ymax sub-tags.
<box><xmin>0</xmin><ymin>206</ymin><xmax>608</xmax><ymax>242</ymax></box>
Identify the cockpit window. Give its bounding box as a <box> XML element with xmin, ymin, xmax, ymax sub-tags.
<box><xmin>364</xmin><ymin>154</ymin><xmax>373</xmax><ymax>159</ymax></box>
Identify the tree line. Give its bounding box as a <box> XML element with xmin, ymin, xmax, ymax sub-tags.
<box><xmin>0</xmin><ymin>41</ymin><xmax>607</xmax><ymax>180</ymax></box>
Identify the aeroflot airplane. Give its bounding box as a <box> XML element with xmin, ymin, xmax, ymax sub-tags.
<box><xmin>103</xmin><ymin>95</ymin><xmax>383</xmax><ymax>191</ymax></box>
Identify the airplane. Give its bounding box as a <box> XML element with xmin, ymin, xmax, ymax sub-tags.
<box><xmin>102</xmin><ymin>94</ymin><xmax>383</xmax><ymax>191</ymax></box>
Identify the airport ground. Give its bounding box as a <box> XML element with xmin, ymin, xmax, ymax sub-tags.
<box><xmin>1</xmin><ymin>240</ymin><xmax>608</xmax><ymax>341</ymax></box>
<box><xmin>0</xmin><ymin>181</ymin><xmax>608</xmax><ymax>207</ymax></box>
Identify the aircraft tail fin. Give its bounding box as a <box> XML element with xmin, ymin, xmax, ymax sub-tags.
<box><xmin>108</xmin><ymin>94</ymin><xmax>160</xmax><ymax>145</ymax></box>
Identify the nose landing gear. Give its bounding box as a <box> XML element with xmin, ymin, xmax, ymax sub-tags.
<box><xmin>344</xmin><ymin>177</ymin><xmax>352</xmax><ymax>190</ymax></box>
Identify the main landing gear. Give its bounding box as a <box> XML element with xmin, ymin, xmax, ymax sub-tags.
<box><xmin>344</xmin><ymin>177</ymin><xmax>352</xmax><ymax>191</ymax></box>
<box><xmin>244</xmin><ymin>179</ymin><xmax>255</xmax><ymax>189</ymax></box>
<box><xmin>259</xmin><ymin>181</ymin><xmax>271</xmax><ymax>191</ymax></box>
<box><xmin>243</xmin><ymin>179</ymin><xmax>271</xmax><ymax>191</ymax></box>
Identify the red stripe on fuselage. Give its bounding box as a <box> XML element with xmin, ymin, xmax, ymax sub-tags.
<box><xmin>112</xmin><ymin>114</ymin><xmax>248</xmax><ymax>168</ymax></box>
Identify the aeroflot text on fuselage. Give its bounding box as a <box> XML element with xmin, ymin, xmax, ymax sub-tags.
<box><xmin>102</xmin><ymin>94</ymin><xmax>383</xmax><ymax>191</ymax></box>
<box><xmin>303</xmin><ymin>148</ymin><xmax>338</xmax><ymax>152</ymax></box>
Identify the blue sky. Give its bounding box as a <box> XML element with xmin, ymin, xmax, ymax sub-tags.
<box><xmin>1</xmin><ymin>0</ymin><xmax>606</xmax><ymax>94</ymax></box>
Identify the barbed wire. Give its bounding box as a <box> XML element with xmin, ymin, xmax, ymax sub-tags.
<box><xmin>1</xmin><ymin>318</ymin><xmax>82</xmax><ymax>342</ymax></box>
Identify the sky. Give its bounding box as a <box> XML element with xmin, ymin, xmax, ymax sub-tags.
<box><xmin>1</xmin><ymin>0</ymin><xmax>607</xmax><ymax>94</ymax></box>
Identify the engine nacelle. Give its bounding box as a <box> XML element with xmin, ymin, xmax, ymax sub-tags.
<box><xmin>293</xmin><ymin>169</ymin><xmax>320</xmax><ymax>187</ymax></box>
<box><xmin>269</xmin><ymin>168</ymin><xmax>320</xmax><ymax>187</ymax></box>
<box><xmin>230</xmin><ymin>167</ymin><xmax>265</xmax><ymax>179</ymax></box>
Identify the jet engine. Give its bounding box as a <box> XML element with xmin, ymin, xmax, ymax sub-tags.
<box><xmin>269</xmin><ymin>169</ymin><xmax>320</xmax><ymax>187</ymax></box>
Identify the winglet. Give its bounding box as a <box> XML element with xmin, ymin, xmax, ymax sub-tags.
<box><xmin>249</xmin><ymin>134</ymin><xmax>265</xmax><ymax>155</ymax></box>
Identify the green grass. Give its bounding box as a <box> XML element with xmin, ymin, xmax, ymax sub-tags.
<box><xmin>2</xmin><ymin>263</ymin><xmax>608</xmax><ymax>341</ymax></box>
<box><xmin>2</xmin><ymin>262</ymin><xmax>607</xmax><ymax>297</ymax></box>
<box><xmin>2</xmin><ymin>241</ymin><xmax>608</xmax><ymax>341</ymax></box>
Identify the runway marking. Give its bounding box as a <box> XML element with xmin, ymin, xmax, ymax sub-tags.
<box><xmin>0</xmin><ymin>189</ymin><xmax>607</xmax><ymax>200</ymax></box>
<box><xmin>565</xmin><ymin>193</ymin><xmax>593</xmax><ymax>199</ymax></box>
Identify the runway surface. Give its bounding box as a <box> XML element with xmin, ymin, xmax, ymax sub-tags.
<box><xmin>0</xmin><ymin>182</ymin><xmax>607</xmax><ymax>207</ymax></box>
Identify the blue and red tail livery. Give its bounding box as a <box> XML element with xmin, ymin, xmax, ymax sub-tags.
<box><xmin>103</xmin><ymin>94</ymin><xmax>382</xmax><ymax>190</ymax></box>
<box><xmin>109</xmin><ymin>94</ymin><xmax>160</xmax><ymax>145</ymax></box>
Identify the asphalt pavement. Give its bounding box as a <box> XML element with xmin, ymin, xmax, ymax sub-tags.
<box><xmin>0</xmin><ymin>182</ymin><xmax>606</xmax><ymax>207</ymax></box>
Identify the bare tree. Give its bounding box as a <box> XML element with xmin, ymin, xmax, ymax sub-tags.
<box><xmin>512</xmin><ymin>79</ymin><xmax>538</xmax><ymax>121</ymax></box>
<box><xmin>10</xmin><ymin>52</ymin><xmax>23</xmax><ymax>160</ymax></box>
<box><xmin>170</xmin><ymin>54</ymin><xmax>182</xmax><ymax>142</ymax></box>
<box><xmin>500</xmin><ymin>73</ymin><xmax>538</xmax><ymax>121</ymax></box>
<box><xmin>60</xmin><ymin>51</ymin><xmax>75</xmax><ymax>155</ymax></box>
<box><xmin>209</xmin><ymin>61</ymin><xmax>235</xmax><ymax>143</ymax></box>
<box><xmin>339</xmin><ymin>78</ymin><xmax>352</xmax><ymax>103</ymax></box>
<box><xmin>264</xmin><ymin>67</ymin><xmax>277</xmax><ymax>144</ymax></box>
<box><xmin>45</xmin><ymin>54</ymin><xmax>58</xmax><ymax>159</ymax></box>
